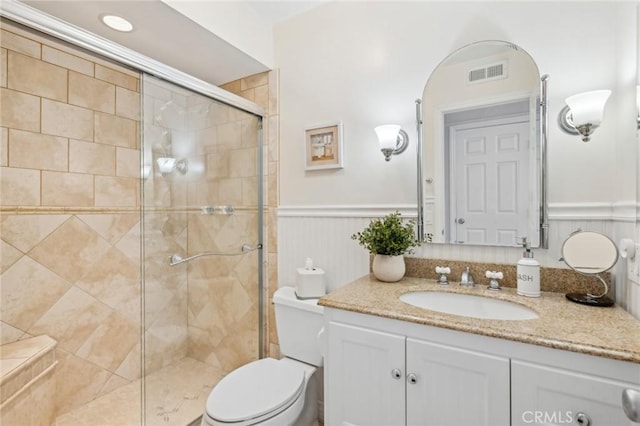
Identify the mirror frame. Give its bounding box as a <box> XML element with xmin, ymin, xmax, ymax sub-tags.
<box><xmin>416</xmin><ymin>40</ymin><xmax>549</xmax><ymax>249</ymax></box>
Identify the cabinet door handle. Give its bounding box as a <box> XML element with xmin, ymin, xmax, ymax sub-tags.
<box><xmin>575</xmin><ymin>412</ymin><xmax>591</xmax><ymax>426</ymax></box>
<box><xmin>391</xmin><ymin>368</ymin><xmax>402</xmax><ymax>380</ymax></box>
<box><xmin>407</xmin><ymin>373</ymin><xmax>418</xmax><ymax>384</ymax></box>
<box><xmin>622</xmin><ymin>388</ymin><xmax>640</xmax><ymax>422</ymax></box>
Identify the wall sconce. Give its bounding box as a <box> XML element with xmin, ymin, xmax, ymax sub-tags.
<box><xmin>157</xmin><ymin>157</ymin><xmax>188</xmax><ymax>174</ymax></box>
<box><xmin>558</xmin><ymin>89</ymin><xmax>611</xmax><ymax>142</ymax></box>
<box><xmin>374</xmin><ymin>125</ymin><xmax>409</xmax><ymax>161</ymax></box>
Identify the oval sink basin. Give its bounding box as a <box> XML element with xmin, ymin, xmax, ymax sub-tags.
<box><xmin>399</xmin><ymin>291</ymin><xmax>538</xmax><ymax>320</ymax></box>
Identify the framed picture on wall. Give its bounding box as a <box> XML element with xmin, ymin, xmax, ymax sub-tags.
<box><xmin>304</xmin><ymin>122</ymin><xmax>344</xmax><ymax>170</ymax></box>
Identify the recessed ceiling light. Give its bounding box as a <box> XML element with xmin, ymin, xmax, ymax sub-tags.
<box><xmin>100</xmin><ymin>14</ymin><xmax>133</xmax><ymax>32</ymax></box>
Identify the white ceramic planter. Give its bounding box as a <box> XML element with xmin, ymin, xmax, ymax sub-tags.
<box><xmin>372</xmin><ymin>254</ymin><xmax>405</xmax><ymax>282</ymax></box>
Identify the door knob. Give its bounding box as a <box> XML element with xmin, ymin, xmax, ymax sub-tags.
<box><xmin>456</xmin><ymin>218</ymin><xmax>465</xmax><ymax>224</ymax></box>
<box><xmin>622</xmin><ymin>388</ymin><xmax>640</xmax><ymax>422</ymax></box>
<box><xmin>407</xmin><ymin>373</ymin><xmax>418</xmax><ymax>384</ymax></box>
<box><xmin>391</xmin><ymin>368</ymin><xmax>402</xmax><ymax>380</ymax></box>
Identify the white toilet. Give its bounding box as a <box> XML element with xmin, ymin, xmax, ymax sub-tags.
<box><xmin>201</xmin><ymin>286</ymin><xmax>324</xmax><ymax>426</ymax></box>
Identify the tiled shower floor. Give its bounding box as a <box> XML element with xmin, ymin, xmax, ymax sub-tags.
<box><xmin>54</xmin><ymin>357</ymin><xmax>224</xmax><ymax>426</ymax></box>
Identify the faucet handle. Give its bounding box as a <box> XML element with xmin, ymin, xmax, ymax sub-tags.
<box><xmin>435</xmin><ymin>266</ymin><xmax>450</xmax><ymax>285</ymax></box>
<box><xmin>485</xmin><ymin>271</ymin><xmax>503</xmax><ymax>291</ymax></box>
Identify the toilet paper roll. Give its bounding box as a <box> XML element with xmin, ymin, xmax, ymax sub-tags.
<box><xmin>619</xmin><ymin>238</ymin><xmax>636</xmax><ymax>259</ymax></box>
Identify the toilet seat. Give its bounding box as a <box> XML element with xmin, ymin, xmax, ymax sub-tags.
<box><xmin>205</xmin><ymin>358</ymin><xmax>306</xmax><ymax>425</ymax></box>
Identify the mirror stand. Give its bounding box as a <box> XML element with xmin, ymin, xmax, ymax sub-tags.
<box><xmin>565</xmin><ymin>274</ymin><xmax>614</xmax><ymax>307</ymax></box>
<box><xmin>561</xmin><ymin>230</ymin><xmax>617</xmax><ymax>308</ymax></box>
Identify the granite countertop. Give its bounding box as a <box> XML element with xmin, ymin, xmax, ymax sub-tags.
<box><xmin>318</xmin><ymin>275</ymin><xmax>640</xmax><ymax>364</ymax></box>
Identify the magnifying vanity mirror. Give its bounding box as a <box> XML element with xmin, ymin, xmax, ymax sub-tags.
<box><xmin>417</xmin><ymin>40</ymin><xmax>548</xmax><ymax>248</ymax></box>
<box><xmin>560</xmin><ymin>231</ymin><xmax>617</xmax><ymax>307</ymax></box>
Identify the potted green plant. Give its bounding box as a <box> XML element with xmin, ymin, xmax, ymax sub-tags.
<box><xmin>351</xmin><ymin>211</ymin><xmax>420</xmax><ymax>282</ymax></box>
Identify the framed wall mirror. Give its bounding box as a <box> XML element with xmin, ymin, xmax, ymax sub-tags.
<box><xmin>418</xmin><ymin>40</ymin><xmax>548</xmax><ymax>248</ymax></box>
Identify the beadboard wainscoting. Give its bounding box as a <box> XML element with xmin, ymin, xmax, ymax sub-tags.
<box><xmin>277</xmin><ymin>205</ymin><xmax>637</xmax><ymax>313</ymax></box>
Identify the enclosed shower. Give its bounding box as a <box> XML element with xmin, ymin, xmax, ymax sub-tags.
<box><xmin>0</xmin><ymin>8</ymin><xmax>266</xmax><ymax>425</ymax></box>
<box><xmin>141</xmin><ymin>75</ymin><xmax>264</xmax><ymax>424</ymax></box>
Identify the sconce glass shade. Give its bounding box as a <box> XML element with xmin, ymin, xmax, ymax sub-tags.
<box><xmin>375</xmin><ymin>125</ymin><xmax>401</xmax><ymax>150</ymax></box>
<box><xmin>565</xmin><ymin>90</ymin><xmax>611</xmax><ymax>127</ymax></box>
<box><xmin>375</xmin><ymin>125</ymin><xmax>409</xmax><ymax>161</ymax></box>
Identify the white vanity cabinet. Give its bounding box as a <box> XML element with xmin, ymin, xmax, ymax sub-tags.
<box><xmin>511</xmin><ymin>360</ymin><xmax>639</xmax><ymax>426</ymax></box>
<box><xmin>325</xmin><ymin>320</ymin><xmax>510</xmax><ymax>426</ymax></box>
<box><xmin>323</xmin><ymin>308</ymin><xmax>640</xmax><ymax>426</ymax></box>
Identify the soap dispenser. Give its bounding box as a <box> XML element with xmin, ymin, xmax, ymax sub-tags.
<box><xmin>517</xmin><ymin>237</ymin><xmax>540</xmax><ymax>297</ymax></box>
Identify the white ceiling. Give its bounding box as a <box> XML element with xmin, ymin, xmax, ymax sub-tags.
<box><xmin>20</xmin><ymin>0</ymin><xmax>323</xmax><ymax>86</ymax></box>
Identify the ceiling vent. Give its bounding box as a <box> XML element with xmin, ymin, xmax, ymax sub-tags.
<box><xmin>468</xmin><ymin>61</ymin><xmax>507</xmax><ymax>84</ymax></box>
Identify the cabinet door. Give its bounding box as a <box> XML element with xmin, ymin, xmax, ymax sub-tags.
<box><xmin>406</xmin><ymin>338</ymin><xmax>510</xmax><ymax>426</ymax></box>
<box><xmin>326</xmin><ymin>322</ymin><xmax>406</xmax><ymax>426</ymax></box>
<box><xmin>512</xmin><ymin>360</ymin><xmax>638</xmax><ymax>426</ymax></box>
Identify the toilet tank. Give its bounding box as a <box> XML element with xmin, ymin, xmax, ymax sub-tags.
<box><xmin>273</xmin><ymin>286</ymin><xmax>324</xmax><ymax>366</ymax></box>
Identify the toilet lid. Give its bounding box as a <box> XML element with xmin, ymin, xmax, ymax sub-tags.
<box><xmin>206</xmin><ymin>358</ymin><xmax>305</xmax><ymax>424</ymax></box>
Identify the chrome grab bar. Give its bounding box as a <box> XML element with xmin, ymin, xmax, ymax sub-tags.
<box><xmin>168</xmin><ymin>243</ymin><xmax>262</xmax><ymax>266</ymax></box>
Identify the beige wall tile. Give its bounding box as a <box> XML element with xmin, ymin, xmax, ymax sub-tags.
<box><xmin>239</xmin><ymin>88</ymin><xmax>255</xmax><ymax>102</ymax></box>
<box><xmin>28</xmin><ymin>216</ymin><xmax>111</xmax><ymax>284</ymax></box>
<box><xmin>69</xmin><ymin>71</ymin><xmax>115</xmax><ymax>114</ymax></box>
<box><xmin>42</xmin><ymin>45</ymin><xmax>93</xmax><ymax>76</ymax></box>
<box><xmin>116</xmin><ymin>147</ymin><xmax>140</xmax><ymax>178</ymax></box>
<box><xmin>29</xmin><ymin>285</ymin><xmax>112</xmax><ymax>353</ymax></box>
<box><xmin>94</xmin><ymin>112</ymin><xmax>137</xmax><ymax>148</ymax></box>
<box><xmin>0</xmin><ymin>166</ymin><xmax>40</xmax><ymax>206</ymax></box>
<box><xmin>116</xmin><ymin>86</ymin><xmax>140</xmax><ymax>120</ymax></box>
<box><xmin>95</xmin><ymin>64</ymin><xmax>137</xmax><ymax>91</ymax></box>
<box><xmin>0</xmin><ymin>256</ymin><xmax>71</xmax><ymax>331</ymax></box>
<box><xmin>268</xmin><ymin>115</ymin><xmax>279</xmax><ymax>162</ymax></box>
<box><xmin>95</xmin><ymin>176</ymin><xmax>138</xmax><ymax>206</ymax></box>
<box><xmin>241</xmin><ymin>117</ymin><xmax>259</xmax><ymax>148</ymax></box>
<box><xmin>218</xmin><ymin>178</ymin><xmax>243</xmax><ymax>206</ymax></box>
<box><xmin>241</xmin><ymin>73</ymin><xmax>268</xmax><ymax>90</ymax></box>
<box><xmin>114</xmin><ymin>220</ymin><xmax>141</xmax><ymax>264</ymax></box>
<box><xmin>41</xmin><ymin>171</ymin><xmax>94</xmax><ymax>207</ymax></box>
<box><xmin>41</xmin><ymin>99</ymin><xmax>93</xmax><ymax>141</ymax></box>
<box><xmin>53</xmin><ymin>349</ymin><xmax>111</xmax><ymax>415</ymax></box>
<box><xmin>268</xmin><ymin>162</ymin><xmax>278</xmax><ymax>207</ymax></box>
<box><xmin>253</xmin><ymin>84</ymin><xmax>269</xmax><ymax>109</ymax></box>
<box><xmin>74</xmin><ymin>246</ymin><xmax>140</xmax><ymax>323</ymax></box>
<box><xmin>229</xmin><ymin>148</ymin><xmax>257</xmax><ymax>177</ymax></box>
<box><xmin>0</xmin><ymin>214</ymin><xmax>69</xmax><ymax>253</ymax></box>
<box><xmin>115</xmin><ymin>343</ymin><xmax>141</xmax><ymax>381</ymax></box>
<box><xmin>1</xmin><ymin>127</ymin><xmax>7</xmax><ymax>166</ymax></box>
<box><xmin>76</xmin><ymin>311</ymin><xmax>139</xmax><ymax>371</ymax></box>
<box><xmin>1</xmin><ymin>48</ymin><xmax>7</xmax><ymax>87</ymax></box>
<box><xmin>0</xmin><ymin>88</ymin><xmax>40</xmax><ymax>132</ymax></box>
<box><xmin>219</xmin><ymin>79</ymin><xmax>241</xmax><ymax>93</ymax></box>
<box><xmin>69</xmin><ymin>139</ymin><xmax>115</xmax><ymax>176</ymax></box>
<box><xmin>77</xmin><ymin>214</ymin><xmax>140</xmax><ymax>245</ymax></box>
<box><xmin>9</xmin><ymin>129</ymin><xmax>68</xmax><ymax>172</ymax></box>
<box><xmin>0</xmin><ymin>29</ymin><xmax>40</xmax><ymax>59</ymax></box>
<box><xmin>8</xmin><ymin>51</ymin><xmax>67</xmax><ymax>102</ymax></box>
<box><xmin>242</xmin><ymin>176</ymin><xmax>258</xmax><ymax>206</ymax></box>
<box><xmin>268</xmin><ymin>69</ymin><xmax>279</xmax><ymax>116</ymax></box>
<box><xmin>0</xmin><ymin>240</ymin><xmax>23</xmax><ymax>273</ymax></box>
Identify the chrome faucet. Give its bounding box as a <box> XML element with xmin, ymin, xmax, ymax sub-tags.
<box><xmin>460</xmin><ymin>267</ymin><xmax>475</xmax><ymax>287</ymax></box>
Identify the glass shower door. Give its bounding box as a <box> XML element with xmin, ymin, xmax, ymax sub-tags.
<box><xmin>141</xmin><ymin>74</ymin><xmax>263</xmax><ymax>425</ymax></box>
